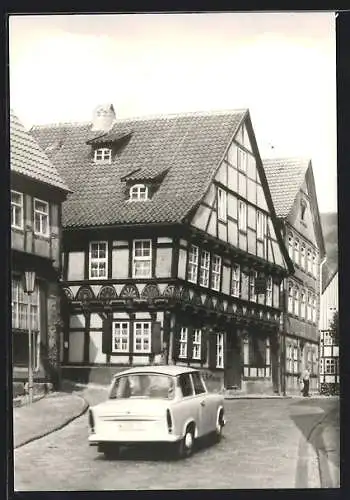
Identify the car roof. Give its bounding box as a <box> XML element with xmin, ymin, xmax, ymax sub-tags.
<box><xmin>112</xmin><ymin>365</ymin><xmax>198</xmax><ymax>378</ymax></box>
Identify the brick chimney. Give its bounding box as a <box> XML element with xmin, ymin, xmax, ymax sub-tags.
<box><xmin>91</xmin><ymin>104</ymin><xmax>116</xmax><ymax>132</ymax></box>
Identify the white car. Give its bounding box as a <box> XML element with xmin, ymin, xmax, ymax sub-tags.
<box><xmin>88</xmin><ymin>365</ymin><xmax>226</xmax><ymax>459</ymax></box>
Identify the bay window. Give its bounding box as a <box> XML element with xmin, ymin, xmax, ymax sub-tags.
<box><xmin>187</xmin><ymin>245</ymin><xmax>199</xmax><ymax>283</ymax></box>
<box><xmin>199</xmin><ymin>250</ymin><xmax>210</xmax><ymax>287</ymax></box>
<box><xmin>133</xmin><ymin>239</ymin><xmax>152</xmax><ymax>278</ymax></box>
<box><xmin>231</xmin><ymin>264</ymin><xmax>241</xmax><ymax>297</ymax></box>
<box><xmin>211</xmin><ymin>255</ymin><xmax>221</xmax><ymax>291</ymax></box>
<box><xmin>288</xmin><ymin>284</ymin><xmax>294</xmax><ymax>313</ymax></box>
<box><xmin>89</xmin><ymin>241</ymin><xmax>108</xmax><ymax>279</ymax></box>
<box><xmin>300</xmin><ymin>244</ymin><xmax>306</xmax><ymax>269</ymax></box>
<box><xmin>34</xmin><ymin>198</ymin><xmax>49</xmax><ymax>236</ymax></box>
<box><xmin>294</xmin><ymin>287</ymin><xmax>299</xmax><ymax>316</ymax></box>
<box><xmin>300</xmin><ymin>290</ymin><xmax>306</xmax><ymax>319</ymax></box>
<box><xmin>11</xmin><ymin>190</ymin><xmax>24</xmax><ymax>229</ymax></box>
<box><xmin>294</xmin><ymin>239</ymin><xmax>299</xmax><ymax>265</ymax></box>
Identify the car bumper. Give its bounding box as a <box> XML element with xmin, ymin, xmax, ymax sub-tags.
<box><xmin>88</xmin><ymin>431</ymin><xmax>181</xmax><ymax>445</ymax></box>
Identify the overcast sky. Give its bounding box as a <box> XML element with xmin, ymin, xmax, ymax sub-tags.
<box><xmin>9</xmin><ymin>12</ymin><xmax>337</xmax><ymax>213</ymax></box>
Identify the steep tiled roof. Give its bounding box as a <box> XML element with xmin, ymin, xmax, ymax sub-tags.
<box><xmin>10</xmin><ymin>110</ymin><xmax>70</xmax><ymax>192</ymax></box>
<box><xmin>31</xmin><ymin>110</ymin><xmax>246</xmax><ymax>228</ymax></box>
<box><xmin>263</xmin><ymin>157</ymin><xmax>310</xmax><ymax>218</ymax></box>
<box><xmin>322</xmin><ymin>262</ymin><xmax>338</xmax><ymax>294</ymax></box>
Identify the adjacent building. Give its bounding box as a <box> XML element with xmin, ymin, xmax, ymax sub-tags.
<box><xmin>31</xmin><ymin>105</ymin><xmax>294</xmax><ymax>393</ymax></box>
<box><xmin>319</xmin><ymin>265</ymin><xmax>339</xmax><ymax>394</ymax></box>
<box><xmin>264</xmin><ymin>158</ymin><xmax>326</xmax><ymax>394</ymax></box>
<box><xmin>10</xmin><ymin>110</ymin><xmax>70</xmax><ymax>386</ymax></box>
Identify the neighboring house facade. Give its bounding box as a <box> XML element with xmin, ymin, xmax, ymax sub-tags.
<box><xmin>319</xmin><ymin>265</ymin><xmax>339</xmax><ymax>394</ymax></box>
<box><xmin>10</xmin><ymin>110</ymin><xmax>70</xmax><ymax>385</ymax></box>
<box><xmin>264</xmin><ymin>158</ymin><xmax>326</xmax><ymax>394</ymax></box>
<box><xmin>32</xmin><ymin>104</ymin><xmax>293</xmax><ymax>393</ymax></box>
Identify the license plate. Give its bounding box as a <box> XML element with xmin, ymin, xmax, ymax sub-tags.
<box><xmin>118</xmin><ymin>422</ymin><xmax>144</xmax><ymax>431</ymax></box>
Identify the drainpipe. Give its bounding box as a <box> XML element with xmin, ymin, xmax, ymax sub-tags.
<box><xmin>318</xmin><ymin>256</ymin><xmax>327</xmax><ymax>391</ymax></box>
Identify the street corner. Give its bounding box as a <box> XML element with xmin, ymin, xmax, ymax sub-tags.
<box><xmin>13</xmin><ymin>391</ymin><xmax>88</xmax><ymax>449</ymax></box>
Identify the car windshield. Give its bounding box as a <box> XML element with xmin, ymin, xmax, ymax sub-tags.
<box><xmin>109</xmin><ymin>373</ymin><xmax>175</xmax><ymax>400</ymax></box>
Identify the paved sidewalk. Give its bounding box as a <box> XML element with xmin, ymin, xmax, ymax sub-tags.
<box><xmin>315</xmin><ymin>404</ymin><xmax>340</xmax><ymax>488</ymax></box>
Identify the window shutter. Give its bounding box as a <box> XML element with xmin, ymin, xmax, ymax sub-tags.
<box><xmin>208</xmin><ymin>333</ymin><xmax>217</xmax><ymax>369</ymax></box>
<box><xmin>151</xmin><ymin>321</ymin><xmax>162</xmax><ymax>354</ymax></box>
<box><xmin>173</xmin><ymin>325</ymin><xmax>181</xmax><ymax>361</ymax></box>
<box><xmin>201</xmin><ymin>328</ymin><xmax>208</xmax><ymax>363</ymax></box>
<box><xmin>102</xmin><ymin>315</ymin><xmax>112</xmax><ymax>354</ymax></box>
<box><xmin>187</xmin><ymin>326</ymin><xmax>194</xmax><ymax>362</ymax></box>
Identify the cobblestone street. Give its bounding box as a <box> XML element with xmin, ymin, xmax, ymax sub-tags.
<box><xmin>14</xmin><ymin>395</ymin><xmax>339</xmax><ymax>490</ymax></box>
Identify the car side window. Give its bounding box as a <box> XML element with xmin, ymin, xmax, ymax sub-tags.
<box><xmin>178</xmin><ymin>374</ymin><xmax>194</xmax><ymax>398</ymax></box>
<box><xmin>191</xmin><ymin>372</ymin><xmax>206</xmax><ymax>395</ymax></box>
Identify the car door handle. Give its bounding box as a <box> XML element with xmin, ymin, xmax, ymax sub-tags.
<box><xmin>200</xmin><ymin>400</ymin><xmax>206</xmax><ymax>407</ymax></box>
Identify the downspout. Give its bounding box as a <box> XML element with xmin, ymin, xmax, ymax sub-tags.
<box><xmin>318</xmin><ymin>256</ymin><xmax>327</xmax><ymax>391</ymax></box>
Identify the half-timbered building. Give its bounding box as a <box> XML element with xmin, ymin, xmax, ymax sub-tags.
<box><xmin>264</xmin><ymin>158</ymin><xmax>326</xmax><ymax>394</ymax></box>
<box><xmin>319</xmin><ymin>265</ymin><xmax>339</xmax><ymax>394</ymax></box>
<box><xmin>10</xmin><ymin>110</ymin><xmax>70</xmax><ymax>387</ymax></box>
<box><xmin>32</xmin><ymin>105</ymin><xmax>293</xmax><ymax>393</ymax></box>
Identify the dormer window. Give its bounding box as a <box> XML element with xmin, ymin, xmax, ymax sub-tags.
<box><xmin>129</xmin><ymin>184</ymin><xmax>148</xmax><ymax>201</ymax></box>
<box><xmin>94</xmin><ymin>148</ymin><xmax>112</xmax><ymax>164</ymax></box>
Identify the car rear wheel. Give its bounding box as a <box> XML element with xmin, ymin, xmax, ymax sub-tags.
<box><xmin>174</xmin><ymin>425</ymin><xmax>195</xmax><ymax>459</ymax></box>
<box><xmin>214</xmin><ymin>410</ymin><xmax>224</xmax><ymax>442</ymax></box>
<box><xmin>100</xmin><ymin>443</ymin><xmax>120</xmax><ymax>460</ymax></box>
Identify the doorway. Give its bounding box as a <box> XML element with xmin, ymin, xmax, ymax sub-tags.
<box><xmin>225</xmin><ymin>329</ymin><xmax>242</xmax><ymax>389</ymax></box>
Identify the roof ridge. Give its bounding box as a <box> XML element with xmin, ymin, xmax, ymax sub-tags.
<box><xmin>263</xmin><ymin>156</ymin><xmax>311</xmax><ymax>163</ymax></box>
<box><xmin>30</xmin><ymin>108</ymin><xmax>248</xmax><ymax>129</ymax></box>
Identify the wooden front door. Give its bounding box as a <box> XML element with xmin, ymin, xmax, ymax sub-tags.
<box><xmin>225</xmin><ymin>330</ymin><xmax>242</xmax><ymax>389</ymax></box>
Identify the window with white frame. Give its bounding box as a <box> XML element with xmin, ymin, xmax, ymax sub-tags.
<box><xmin>89</xmin><ymin>241</ymin><xmax>108</xmax><ymax>279</ymax></box>
<box><xmin>11</xmin><ymin>191</ymin><xmax>24</xmax><ymax>229</ymax></box>
<box><xmin>293</xmin><ymin>345</ymin><xmax>299</xmax><ymax>373</ymax></box>
<box><xmin>211</xmin><ymin>255</ymin><xmax>221</xmax><ymax>291</ymax></box>
<box><xmin>129</xmin><ymin>184</ymin><xmax>148</xmax><ymax>201</ymax></box>
<box><xmin>288</xmin><ymin>284</ymin><xmax>294</xmax><ymax>313</ymax></box>
<box><xmin>312</xmin><ymin>253</ymin><xmax>317</xmax><ymax>278</ymax></box>
<box><xmin>112</xmin><ymin>322</ymin><xmax>130</xmax><ymax>353</ymax></box>
<box><xmin>300</xmin><ymin>245</ymin><xmax>306</xmax><ymax>269</ymax></box>
<box><xmin>217</xmin><ymin>188</ymin><xmax>227</xmax><ymax>222</ymax></box>
<box><xmin>325</xmin><ymin>358</ymin><xmax>337</xmax><ymax>374</ymax></box>
<box><xmin>94</xmin><ymin>148</ymin><xmax>112</xmax><ymax>163</ymax></box>
<box><xmin>257</xmin><ymin>211</ymin><xmax>265</xmax><ymax>240</ymax></box>
<box><xmin>294</xmin><ymin>287</ymin><xmax>299</xmax><ymax>316</ymax></box>
<box><xmin>34</xmin><ymin>198</ymin><xmax>49</xmax><ymax>236</ymax></box>
<box><xmin>192</xmin><ymin>329</ymin><xmax>202</xmax><ymax>359</ymax></box>
<box><xmin>288</xmin><ymin>234</ymin><xmax>294</xmax><ymax>259</ymax></box>
<box><xmin>12</xmin><ymin>279</ymin><xmax>40</xmax><ymax>331</ymax></box>
<box><xmin>199</xmin><ymin>250</ymin><xmax>210</xmax><ymax>287</ymax></box>
<box><xmin>320</xmin><ymin>358</ymin><xmax>324</xmax><ymax>374</ymax></box>
<box><xmin>307</xmin><ymin>292</ymin><xmax>312</xmax><ymax>321</ymax></box>
<box><xmin>312</xmin><ymin>295</ymin><xmax>317</xmax><ymax>323</ymax></box>
<box><xmin>238</xmin><ymin>200</ymin><xmax>247</xmax><ymax>231</ymax></box>
<box><xmin>179</xmin><ymin>327</ymin><xmax>188</xmax><ymax>359</ymax></box>
<box><xmin>249</xmin><ymin>271</ymin><xmax>257</xmax><ymax>302</ymax></box>
<box><xmin>133</xmin><ymin>239</ymin><xmax>152</xmax><ymax>278</ymax></box>
<box><xmin>266</xmin><ymin>276</ymin><xmax>273</xmax><ymax>306</ymax></box>
<box><xmin>237</xmin><ymin>148</ymin><xmax>247</xmax><ymax>172</ymax></box>
<box><xmin>187</xmin><ymin>245</ymin><xmax>199</xmax><ymax>283</ymax></box>
<box><xmin>134</xmin><ymin>322</ymin><xmax>151</xmax><ymax>353</ymax></box>
<box><xmin>301</xmin><ymin>290</ymin><xmax>306</xmax><ymax>319</ymax></box>
<box><xmin>231</xmin><ymin>264</ymin><xmax>241</xmax><ymax>297</ymax></box>
<box><xmin>216</xmin><ymin>333</ymin><xmax>224</xmax><ymax>368</ymax></box>
<box><xmin>307</xmin><ymin>249</ymin><xmax>312</xmax><ymax>274</ymax></box>
<box><xmin>286</xmin><ymin>345</ymin><xmax>293</xmax><ymax>372</ymax></box>
<box><xmin>322</xmin><ymin>331</ymin><xmax>333</xmax><ymax>346</ymax></box>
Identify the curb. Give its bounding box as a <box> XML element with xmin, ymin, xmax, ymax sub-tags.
<box><xmin>13</xmin><ymin>393</ymin><xmax>47</xmax><ymax>408</ymax></box>
<box><xmin>14</xmin><ymin>392</ymin><xmax>89</xmax><ymax>450</ymax></box>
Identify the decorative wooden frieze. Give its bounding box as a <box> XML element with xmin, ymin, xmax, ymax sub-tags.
<box><xmin>141</xmin><ymin>283</ymin><xmax>160</xmax><ymax>300</ymax></box>
<box><xmin>76</xmin><ymin>285</ymin><xmax>95</xmax><ymax>302</ymax></box>
<box><xmin>242</xmin><ymin>306</ymin><xmax>247</xmax><ymax>316</ymax></box>
<box><xmin>204</xmin><ymin>295</ymin><xmax>214</xmax><ymax>309</ymax></box>
<box><xmin>191</xmin><ymin>291</ymin><xmax>203</xmax><ymax>307</ymax></box>
<box><xmin>180</xmin><ymin>286</ymin><xmax>191</xmax><ymax>303</ymax></box>
<box><xmin>62</xmin><ymin>287</ymin><xmax>74</xmax><ymax>301</ymax></box>
<box><xmin>98</xmin><ymin>285</ymin><xmax>117</xmax><ymax>301</ymax></box>
<box><xmin>163</xmin><ymin>284</ymin><xmax>181</xmax><ymax>298</ymax></box>
<box><xmin>120</xmin><ymin>283</ymin><xmax>140</xmax><ymax>299</ymax></box>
